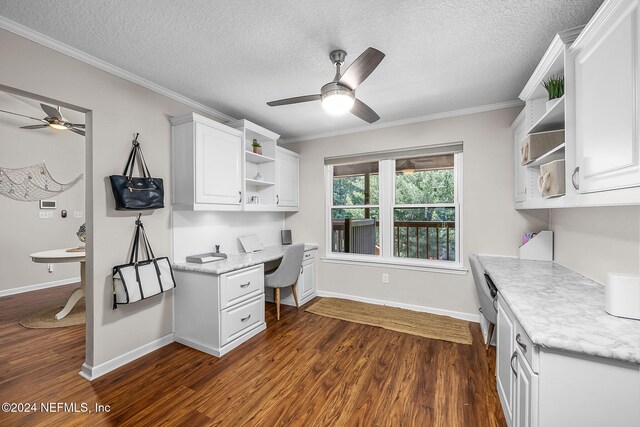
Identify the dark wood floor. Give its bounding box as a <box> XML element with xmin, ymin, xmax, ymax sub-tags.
<box><xmin>0</xmin><ymin>284</ymin><xmax>505</xmax><ymax>426</ymax></box>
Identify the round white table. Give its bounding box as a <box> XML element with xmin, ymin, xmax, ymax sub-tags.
<box><xmin>30</xmin><ymin>248</ymin><xmax>86</xmax><ymax>320</ymax></box>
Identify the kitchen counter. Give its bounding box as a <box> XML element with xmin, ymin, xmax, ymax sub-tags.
<box><xmin>479</xmin><ymin>256</ymin><xmax>640</xmax><ymax>364</ymax></box>
<box><xmin>173</xmin><ymin>244</ymin><xmax>318</xmax><ymax>275</ymax></box>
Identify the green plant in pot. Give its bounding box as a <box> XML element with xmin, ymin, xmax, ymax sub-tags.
<box><xmin>542</xmin><ymin>75</ymin><xmax>564</xmax><ymax>111</ymax></box>
<box><xmin>251</xmin><ymin>139</ymin><xmax>262</xmax><ymax>155</ymax></box>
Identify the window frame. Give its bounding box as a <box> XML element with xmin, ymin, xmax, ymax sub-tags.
<box><xmin>324</xmin><ymin>153</ymin><xmax>464</xmax><ymax>272</ymax></box>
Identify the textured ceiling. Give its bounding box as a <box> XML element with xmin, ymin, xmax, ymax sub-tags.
<box><xmin>0</xmin><ymin>0</ymin><xmax>603</xmax><ymax>141</ymax></box>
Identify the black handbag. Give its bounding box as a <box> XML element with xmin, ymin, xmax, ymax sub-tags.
<box><xmin>109</xmin><ymin>134</ymin><xmax>164</xmax><ymax>210</ymax></box>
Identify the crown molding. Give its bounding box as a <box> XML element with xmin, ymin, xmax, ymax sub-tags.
<box><xmin>0</xmin><ymin>15</ymin><xmax>235</xmax><ymax>123</ymax></box>
<box><xmin>280</xmin><ymin>100</ymin><xmax>524</xmax><ymax>144</ymax></box>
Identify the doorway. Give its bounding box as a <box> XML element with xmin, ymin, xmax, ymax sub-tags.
<box><xmin>0</xmin><ymin>84</ymin><xmax>92</xmax><ymax>376</ymax></box>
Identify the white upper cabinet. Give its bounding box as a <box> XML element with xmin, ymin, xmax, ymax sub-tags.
<box><xmin>512</xmin><ymin>111</ymin><xmax>528</xmax><ymax>203</ymax></box>
<box><xmin>572</xmin><ymin>0</ymin><xmax>640</xmax><ymax>194</ymax></box>
<box><xmin>171</xmin><ymin>113</ymin><xmax>243</xmax><ymax>211</ymax></box>
<box><xmin>276</xmin><ymin>146</ymin><xmax>299</xmax><ymax>208</ymax></box>
<box><xmin>171</xmin><ymin>115</ymin><xmax>301</xmax><ymax>212</ymax></box>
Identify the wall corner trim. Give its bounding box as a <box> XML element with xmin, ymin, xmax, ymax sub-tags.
<box><xmin>79</xmin><ymin>333</ymin><xmax>174</xmax><ymax>381</ymax></box>
<box><xmin>316</xmin><ymin>290</ymin><xmax>481</xmax><ymax>323</ymax></box>
<box><xmin>0</xmin><ymin>16</ymin><xmax>235</xmax><ymax>123</ymax></box>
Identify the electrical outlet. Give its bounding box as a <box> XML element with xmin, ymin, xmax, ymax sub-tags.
<box><xmin>39</xmin><ymin>211</ymin><xmax>53</xmax><ymax>219</ymax></box>
<box><xmin>382</xmin><ymin>273</ymin><xmax>389</xmax><ymax>284</ymax></box>
<box><xmin>73</xmin><ymin>211</ymin><xmax>83</xmax><ymax>219</ymax></box>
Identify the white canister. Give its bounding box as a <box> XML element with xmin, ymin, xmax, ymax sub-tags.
<box><xmin>605</xmin><ymin>273</ymin><xmax>640</xmax><ymax>320</ymax></box>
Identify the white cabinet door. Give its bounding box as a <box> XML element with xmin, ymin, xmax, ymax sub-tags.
<box><xmin>195</xmin><ymin>122</ymin><xmax>243</xmax><ymax>205</ymax></box>
<box><xmin>515</xmin><ymin>352</ymin><xmax>537</xmax><ymax>427</ymax></box>
<box><xmin>276</xmin><ymin>147</ymin><xmax>299</xmax><ymax>207</ymax></box>
<box><xmin>497</xmin><ymin>298</ymin><xmax>515</xmax><ymax>425</ymax></box>
<box><xmin>574</xmin><ymin>0</ymin><xmax>640</xmax><ymax>193</ymax></box>
<box><xmin>300</xmin><ymin>258</ymin><xmax>315</xmax><ymax>299</ymax></box>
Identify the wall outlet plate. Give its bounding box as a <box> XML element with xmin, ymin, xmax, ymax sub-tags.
<box><xmin>382</xmin><ymin>273</ymin><xmax>389</xmax><ymax>284</ymax></box>
<box><xmin>39</xmin><ymin>211</ymin><xmax>54</xmax><ymax>219</ymax></box>
<box><xmin>73</xmin><ymin>211</ymin><xmax>83</xmax><ymax>219</ymax></box>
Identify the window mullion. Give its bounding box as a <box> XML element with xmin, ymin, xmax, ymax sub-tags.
<box><xmin>379</xmin><ymin>159</ymin><xmax>393</xmax><ymax>261</ymax></box>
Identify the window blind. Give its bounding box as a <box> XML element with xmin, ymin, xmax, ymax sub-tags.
<box><xmin>324</xmin><ymin>142</ymin><xmax>463</xmax><ymax>166</ymax></box>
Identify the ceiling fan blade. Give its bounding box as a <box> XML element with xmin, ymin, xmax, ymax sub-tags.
<box><xmin>40</xmin><ymin>103</ymin><xmax>63</xmax><ymax>120</ymax></box>
<box><xmin>339</xmin><ymin>47</ymin><xmax>385</xmax><ymax>90</ymax></box>
<box><xmin>267</xmin><ymin>94</ymin><xmax>321</xmax><ymax>107</ymax></box>
<box><xmin>351</xmin><ymin>99</ymin><xmax>380</xmax><ymax>123</ymax></box>
<box><xmin>68</xmin><ymin>128</ymin><xmax>85</xmax><ymax>136</ymax></box>
<box><xmin>19</xmin><ymin>124</ymin><xmax>49</xmax><ymax>129</ymax></box>
<box><xmin>0</xmin><ymin>109</ymin><xmax>46</xmax><ymax>122</ymax></box>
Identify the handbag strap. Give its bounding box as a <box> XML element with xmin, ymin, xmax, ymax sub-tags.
<box><xmin>127</xmin><ymin>214</ymin><xmax>159</xmax><ymax>264</ymax></box>
<box><xmin>122</xmin><ymin>134</ymin><xmax>153</xmax><ymax>179</ymax></box>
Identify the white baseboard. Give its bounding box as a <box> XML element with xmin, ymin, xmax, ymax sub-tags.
<box><xmin>79</xmin><ymin>333</ymin><xmax>174</xmax><ymax>381</ymax></box>
<box><xmin>0</xmin><ymin>277</ymin><xmax>80</xmax><ymax>298</ymax></box>
<box><xmin>316</xmin><ymin>290</ymin><xmax>481</xmax><ymax>323</ymax></box>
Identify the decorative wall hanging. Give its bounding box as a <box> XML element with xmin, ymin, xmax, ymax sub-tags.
<box><xmin>0</xmin><ymin>162</ymin><xmax>83</xmax><ymax>201</ymax></box>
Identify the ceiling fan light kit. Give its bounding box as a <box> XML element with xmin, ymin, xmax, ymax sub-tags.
<box><xmin>267</xmin><ymin>47</ymin><xmax>385</xmax><ymax>123</ymax></box>
<box><xmin>321</xmin><ymin>82</ymin><xmax>355</xmax><ymax>115</ymax></box>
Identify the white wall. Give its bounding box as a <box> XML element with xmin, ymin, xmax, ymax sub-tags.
<box><xmin>550</xmin><ymin>206</ymin><xmax>640</xmax><ymax>284</ymax></box>
<box><xmin>172</xmin><ymin>211</ymin><xmax>284</xmax><ymax>262</ymax></box>
<box><xmin>285</xmin><ymin>107</ymin><xmax>548</xmax><ymax>318</ymax></box>
<box><xmin>0</xmin><ymin>27</ymin><xmax>226</xmax><ymax>370</ymax></box>
<box><xmin>0</xmin><ymin>92</ymin><xmax>84</xmax><ymax>294</ymax></box>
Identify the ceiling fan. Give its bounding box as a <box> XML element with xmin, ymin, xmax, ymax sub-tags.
<box><xmin>0</xmin><ymin>103</ymin><xmax>85</xmax><ymax>136</ymax></box>
<box><xmin>267</xmin><ymin>47</ymin><xmax>385</xmax><ymax>123</ymax></box>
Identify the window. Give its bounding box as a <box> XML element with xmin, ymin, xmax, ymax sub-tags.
<box><xmin>326</xmin><ymin>146</ymin><xmax>462</xmax><ymax>270</ymax></box>
<box><xmin>330</xmin><ymin>161</ymin><xmax>380</xmax><ymax>255</ymax></box>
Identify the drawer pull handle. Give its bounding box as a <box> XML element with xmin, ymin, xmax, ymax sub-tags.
<box><xmin>510</xmin><ymin>351</ymin><xmax>518</xmax><ymax>378</ymax></box>
<box><xmin>516</xmin><ymin>333</ymin><xmax>527</xmax><ymax>351</ymax></box>
<box><xmin>240</xmin><ymin>314</ymin><xmax>251</xmax><ymax>322</ymax></box>
<box><xmin>240</xmin><ymin>281</ymin><xmax>251</xmax><ymax>288</ymax></box>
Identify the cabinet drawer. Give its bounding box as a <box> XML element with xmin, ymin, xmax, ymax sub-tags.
<box><xmin>303</xmin><ymin>250</ymin><xmax>315</xmax><ymax>261</ymax></box>
<box><xmin>220</xmin><ymin>265</ymin><xmax>264</xmax><ymax>309</ymax></box>
<box><xmin>515</xmin><ymin>321</ymin><xmax>537</xmax><ymax>373</ymax></box>
<box><xmin>220</xmin><ymin>295</ymin><xmax>264</xmax><ymax>345</ymax></box>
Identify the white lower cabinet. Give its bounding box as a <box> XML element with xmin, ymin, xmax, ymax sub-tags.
<box><xmin>496</xmin><ymin>294</ymin><xmax>640</xmax><ymax>427</ymax></box>
<box><xmin>496</xmin><ymin>297</ymin><xmax>515</xmax><ymax>425</ymax></box>
<box><xmin>174</xmin><ymin>264</ymin><xmax>266</xmax><ymax>357</ymax></box>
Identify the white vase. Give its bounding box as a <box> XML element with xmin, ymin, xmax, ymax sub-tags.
<box><xmin>546</xmin><ymin>98</ymin><xmax>559</xmax><ymax>111</ymax></box>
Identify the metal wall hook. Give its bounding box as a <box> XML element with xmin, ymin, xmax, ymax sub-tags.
<box><xmin>135</xmin><ymin>212</ymin><xmax>142</xmax><ymax>225</ymax></box>
<box><xmin>132</xmin><ymin>132</ymin><xmax>140</xmax><ymax>146</ymax></box>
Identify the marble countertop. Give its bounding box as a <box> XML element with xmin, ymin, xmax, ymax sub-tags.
<box><xmin>479</xmin><ymin>256</ymin><xmax>640</xmax><ymax>364</ymax></box>
<box><xmin>173</xmin><ymin>244</ymin><xmax>318</xmax><ymax>275</ymax></box>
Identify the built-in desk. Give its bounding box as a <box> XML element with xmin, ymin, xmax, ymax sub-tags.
<box><xmin>172</xmin><ymin>244</ymin><xmax>318</xmax><ymax>357</ymax></box>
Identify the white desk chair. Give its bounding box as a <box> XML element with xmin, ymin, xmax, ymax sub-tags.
<box><xmin>265</xmin><ymin>243</ymin><xmax>304</xmax><ymax>320</ymax></box>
